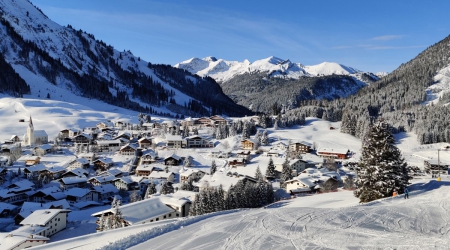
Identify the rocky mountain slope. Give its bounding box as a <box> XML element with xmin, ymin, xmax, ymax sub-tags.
<box><xmin>0</xmin><ymin>0</ymin><xmax>251</xmax><ymax>118</ymax></box>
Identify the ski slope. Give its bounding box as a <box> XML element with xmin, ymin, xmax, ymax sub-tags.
<box><xmin>34</xmin><ymin>179</ymin><xmax>450</xmax><ymax>249</ymax></box>
<box><xmin>127</xmin><ymin>180</ymin><xmax>450</xmax><ymax>250</ymax></box>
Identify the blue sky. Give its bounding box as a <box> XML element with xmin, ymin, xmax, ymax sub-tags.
<box><xmin>32</xmin><ymin>0</ymin><xmax>450</xmax><ymax>73</ymax></box>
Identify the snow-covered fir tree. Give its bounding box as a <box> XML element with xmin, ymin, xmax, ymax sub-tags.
<box><xmin>261</xmin><ymin>130</ymin><xmax>269</xmax><ymax>146</ymax></box>
<box><xmin>144</xmin><ymin>182</ymin><xmax>157</xmax><ymax>199</ymax></box>
<box><xmin>265</xmin><ymin>157</ymin><xmax>276</xmax><ymax>180</ymax></box>
<box><xmin>354</xmin><ymin>118</ymin><xmax>410</xmax><ymax>203</ymax></box>
<box><xmin>255</xmin><ymin>166</ymin><xmax>264</xmax><ymax>182</ymax></box>
<box><xmin>210</xmin><ymin>160</ymin><xmax>217</xmax><ymax>175</ymax></box>
<box><xmin>160</xmin><ymin>181</ymin><xmax>174</xmax><ymax>194</ymax></box>
<box><xmin>280</xmin><ymin>157</ymin><xmax>293</xmax><ymax>188</ymax></box>
<box><xmin>129</xmin><ymin>189</ymin><xmax>141</xmax><ymax>203</ymax></box>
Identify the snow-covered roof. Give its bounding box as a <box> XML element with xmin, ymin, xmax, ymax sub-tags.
<box><xmin>73</xmin><ymin>157</ymin><xmax>90</xmax><ymax>165</ymax></box>
<box><xmin>29</xmin><ymin>186</ymin><xmax>60</xmax><ymax>196</ymax></box>
<box><xmin>0</xmin><ymin>202</ymin><xmax>17</xmax><ymax>212</ymax></box>
<box><xmin>165</xmin><ymin>135</ymin><xmax>183</xmax><ymax>141</ymax></box>
<box><xmin>136</xmin><ymin>165</ymin><xmax>154</xmax><ymax>172</ymax></box>
<box><xmin>149</xmin><ymin>171</ymin><xmax>174</xmax><ymax>179</ymax></box>
<box><xmin>94</xmin><ymin>158</ymin><xmax>113</xmax><ymax>164</ymax></box>
<box><xmin>72</xmin><ymin>201</ymin><xmax>101</xmax><ymax>209</ymax></box>
<box><xmin>116</xmin><ymin>176</ymin><xmax>136</xmax><ymax>184</ymax></box>
<box><xmin>317</xmin><ymin>146</ymin><xmax>348</xmax><ymax>155</ymax></box>
<box><xmin>92</xmin><ymin>197</ymin><xmax>176</xmax><ymax>225</ymax></box>
<box><xmin>60</xmin><ymin>176</ymin><xmax>88</xmax><ymax>185</ymax></box>
<box><xmin>65</xmin><ymin>188</ymin><xmax>95</xmax><ymax>198</ymax></box>
<box><xmin>179</xmin><ymin>168</ymin><xmax>204</xmax><ymax>177</ymax></box>
<box><xmin>78</xmin><ymin>153</ymin><xmax>95</xmax><ymax>158</ymax></box>
<box><xmin>194</xmin><ymin>172</ymin><xmax>242</xmax><ymax>191</ymax></box>
<box><xmin>7</xmin><ymin>179</ymin><xmax>34</xmax><ymax>189</ymax></box>
<box><xmin>89</xmin><ymin>175</ymin><xmax>116</xmax><ymax>183</ymax></box>
<box><xmin>164</xmin><ymin>154</ymin><xmax>181</xmax><ymax>161</ymax></box>
<box><xmin>34</xmin><ymin>130</ymin><xmax>48</xmax><ymax>137</ymax></box>
<box><xmin>120</xmin><ymin>143</ymin><xmax>137</xmax><ymax>151</ymax></box>
<box><xmin>96</xmin><ymin>139</ymin><xmax>121</xmax><ymax>145</ymax></box>
<box><xmin>0</xmin><ymin>227</ymin><xmax>49</xmax><ymax>249</ymax></box>
<box><xmin>24</xmin><ymin>163</ymin><xmax>47</xmax><ymax>172</ymax></box>
<box><xmin>93</xmin><ymin>184</ymin><xmax>119</xmax><ymax>194</ymax></box>
<box><xmin>138</xmin><ymin>137</ymin><xmax>152</xmax><ymax>142</ymax></box>
<box><xmin>66</xmin><ymin>168</ymin><xmax>89</xmax><ymax>177</ymax></box>
<box><xmin>20</xmin><ymin>209</ymin><xmax>71</xmax><ymax>226</ymax></box>
<box><xmin>75</xmin><ymin>133</ymin><xmax>93</xmax><ymax>140</ymax></box>
<box><xmin>46</xmin><ymin>166</ymin><xmax>66</xmax><ymax>173</ymax></box>
<box><xmin>35</xmin><ymin>144</ymin><xmax>52</xmax><ymax>150</ymax></box>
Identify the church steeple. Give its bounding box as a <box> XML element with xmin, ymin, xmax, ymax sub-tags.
<box><xmin>27</xmin><ymin>115</ymin><xmax>34</xmax><ymax>146</ymax></box>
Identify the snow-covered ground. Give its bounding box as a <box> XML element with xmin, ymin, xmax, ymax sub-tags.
<box><xmin>34</xmin><ymin>178</ymin><xmax>450</xmax><ymax>249</ymax></box>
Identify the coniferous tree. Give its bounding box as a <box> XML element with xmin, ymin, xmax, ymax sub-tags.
<box><xmin>255</xmin><ymin>166</ymin><xmax>264</xmax><ymax>182</ymax></box>
<box><xmin>265</xmin><ymin>157</ymin><xmax>276</xmax><ymax>180</ymax></box>
<box><xmin>354</xmin><ymin>118</ymin><xmax>410</xmax><ymax>203</ymax></box>
<box><xmin>144</xmin><ymin>182</ymin><xmax>157</xmax><ymax>199</ymax></box>
<box><xmin>280</xmin><ymin>157</ymin><xmax>293</xmax><ymax>188</ymax></box>
<box><xmin>210</xmin><ymin>160</ymin><xmax>217</xmax><ymax>175</ymax></box>
<box><xmin>160</xmin><ymin>181</ymin><xmax>174</xmax><ymax>194</ymax></box>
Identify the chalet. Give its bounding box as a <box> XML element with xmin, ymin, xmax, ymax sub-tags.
<box><xmin>97</xmin><ymin>131</ymin><xmax>114</xmax><ymax>140</ymax></box>
<box><xmin>209</xmin><ymin>115</ymin><xmax>230</xmax><ymax>125</ymax></box>
<box><xmin>236</xmin><ymin>150</ymin><xmax>251</xmax><ymax>161</ymax></box>
<box><xmin>65</xmin><ymin>188</ymin><xmax>99</xmax><ymax>205</ymax></box>
<box><xmin>0</xmin><ymin>202</ymin><xmax>17</xmax><ymax>217</ymax></box>
<box><xmin>119</xmin><ymin>143</ymin><xmax>138</xmax><ymax>156</ymax></box>
<box><xmin>23</xmin><ymin>164</ymin><xmax>47</xmax><ymax>179</ymax></box>
<box><xmin>285</xmin><ymin>176</ymin><xmax>317</xmax><ymax>194</ymax></box>
<box><xmin>99</xmin><ymin>169</ymin><xmax>123</xmax><ymax>178</ymax></box>
<box><xmin>316</xmin><ymin>147</ymin><xmax>349</xmax><ymax>159</ymax></box>
<box><xmin>194</xmin><ymin>117</ymin><xmax>213</xmax><ymax>127</ymax></box>
<box><xmin>180</xmin><ymin>168</ymin><xmax>206</xmax><ymax>182</ymax></box>
<box><xmin>13</xmin><ymin>200</ymin><xmax>70</xmax><ymax>225</ymax></box>
<box><xmin>23</xmin><ymin>156</ymin><xmax>40</xmax><ymax>166</ymax></box>
<box><xmin>165</xmin><ymin>135</ymin><xmax>185</xmax><ymax>149</ymax></box>
<box><xmin>228</xmin><ymin>158</ymin><xmax>246</xmax><ymax>167</ymax></box>
<box><xmin>138</xmin><ymin>137</ymin><xmax>152</xmax><ymax>148</ymax></box>
<box><xmin>274</xmin><ymin>159</ymin><xmax>316</xmax><ymax>176</ymax></box>
<box><xmin>28</xmin><ymin>186</ymin><xmax>61</xmax><ymax>203</ymax></box>
<box><xmin>10</xmin><ymin>135</ymin><xmax>21</xmax><ymax>143</ymax></box>
<box><xmin>67</xmin><ymin>158</ymin><xmax>90</xmax><ymax>170</ymax></box>
<box><xmin>164</xmin><ymin>154</ymin><xmax>181</xmax><ymax>166</ymax></box>
<box><xmin>263</xmin><ymin>149</ymin><xmax>280</xmax><ymax>158</ymax></box>
<box><xmin>83</xmin><ymin>127</ymin><xmax>100</xmax><ymax>136</ymax></box>
<box><xmin>33</xmin><ymin>144</ymin><xmax>53</xmax><ymax>156</ymax></box>
<box><xmin>61</xmin><ymin>168</ymin><xmax>89</xmax><ymax>179</ymax></box>
<box><xmin>92</xmin><ymin>195</ymin><xmax>190</xmax><ymax>228</ymax></box>
<box><xmin>114</xmin><ymin>176</ymin><xmax>139</xmax><ymax>191</ymax></box>
<box><xmin>139</xmin><ymin>152</ymin><xmax>157</xmax><ymax>165</ymax></box>
<box><xmin>45</xmin><ymin>166</ymin><xmax>67</xmax><ymax>180</ymax></box>
<box><xmin>96</xmin><ymin>121</ymin><xmax>114</xmax><ymax>130</ymax></box>
<box><xmin>181</xmin><ymin>117</ymin><xmax>196</xmax><ymax>127</ymax></box>
<box><xmin>88</xmin><ymin>175</ymin><xmax>117</xmax><ymax>186</ymax></box>
<box><xmin>115</xmin><ymin>131</ymin><xmax>131</xmax><ymax>141</ymax></box>
<box><xmin>93</xmin><ymin>158</ymin><xmax>114</xmax><ymax>171</ymax></box>
<box><xmin>0</xmin><ymin>180</ymin><xmax>34</xmax><ymax>204</ymax></box>
<box><xmin>148</xmin><ymin>170</ymin><xmax>175</xmax><ymax>182</ymax></box>
<box><xmin>20</xmin><ymin>209</ymin><xmax>71</xmax><ymax>237</ymax></box>
<box><xmin>424</xmin><ymin>159</ymin><xmax>450</xmax><ymax>174</ymax></box>
<box><xmin>241</xmin><ymin>139</ymin><xmax>258</xmax><ymax>150</ymax></box>
<box><xmin>78</xmin><ymin>152</ymin><xmax>96</xmax><ymax>162</ymax></box>
<box><xmin>114</xmin><ymin>120</ymin><xmax>126</xmax><ymax>129</ymax></box>
<box><xmin>135</xmin><ymin>165</ymin><xmax>154</xmax><ymax>177</ymax></box>
<box><xmin>289</xmin><ymin>141</ymin><xmax>312</xmax><ymax>154</ymax></box>
<box><xmin>96</xmin><ymin>139</ymin><xmax>121</xmax><ymax>152</ymax></box>
<box><xmin>59</xmin><ymin>129</ymin><xmax>79</xmax><ymax>138</ymax></box>
<box><xmin>186</xmin><ymin>135</ymin><xmax>214</xmax><ymax>148</ymax></box>
<box><xmin>59</xmin><ymin>177</ymin><xmax>88</xmax><ymax>190</ymax></box>
<box><xmin>209</xmin><ymin>150</ymin><xmax>231</xmax><ymax>158</ymax></box>
<box><xmin>93</xmin><ymin>184</ymin><xmax>119</xmax><ymax>202</ymax></box>
<box><xmin>273</xmin><ymin>141</ymin><xmax>288</xmax><ymax>150</ymax></box>
<box><xmin>72</xmin><ymin>133</ymin><xmax>93</xmax><ymax>145</ymax></box>
<box><xmin>1</xmin><ymin>227</ymin><xmax>51</xmax><ymax>249</ymax></box>
<box><xmin>43</xmin><ymin>191</ymin><xmax>68</xmax><ymax>202</ymax></box>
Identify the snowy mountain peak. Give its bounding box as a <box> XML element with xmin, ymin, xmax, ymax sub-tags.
<box><xmin>203</xmin><ymin>56</ymin><xmax>218</xmax><ymax>62</ymax></box>
<box><xmin>303</xmin><ymin>62</ymin><xmax>361</xmax><ymax>76</ymax></box>
<box><xmin>175</xmin><ymin>57</ymin><xmax>370</xmax><ymax>82</ymax></box>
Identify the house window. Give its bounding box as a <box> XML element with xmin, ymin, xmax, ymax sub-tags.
<box><xmin>169</xmin><ymin>214</ymin><xmax>171</xmax><ymax>217</ymax></box>
<box><xmin>156</xmin><ymin>218</ymin><xmax>159</xmax><ymax>221</ymax></box>
<box><xmin>176</xmin><ymin>213</ymin><xmax>179</xmax><ymax>217</ymax></box>
<box><xmin>164</xmin><ymin>215</ymin><xmax>166</xmax><ymax>219</ymax></box>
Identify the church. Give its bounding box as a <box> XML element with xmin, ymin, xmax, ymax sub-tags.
<box><xmin>23</xmin><ymin>116</ymin><xmax>48</xmax><ymax>146</ymax></box>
